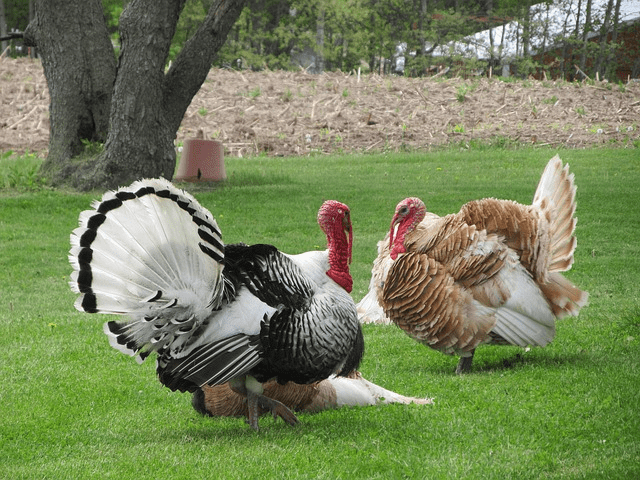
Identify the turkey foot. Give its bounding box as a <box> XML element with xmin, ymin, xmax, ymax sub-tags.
<box><xmin>246</xmin><ymin>390</ymin><xmax>299</xmax><ymax>431</ymax></box>
<box><xmin>455</xmin><ymin>350</ymin><xmax>475</xmax><ymax>374</ymax></box>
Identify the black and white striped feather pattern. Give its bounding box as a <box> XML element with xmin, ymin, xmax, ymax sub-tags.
<box><xmin>69</xmin><ymin>178</ymin><xmax>225</xmax><ymax>363</ymax></box>
<box><xmin>223</xmin><ymin>243</ymin><xmax>315</xmax><ymax>311</ymax></box>
<box><xmin>157</xmin><ymin>333</ymin><xmax>263</xmax><ymax>392</ymax></box>
<box><xmin>252</xmin><ymin>281</ymin><xmax>362</xmax><ymax>385</ymax></box>
<box><xmin>69</xmin><ymin>181</ymin><xmax>362</xmax><ymax>397</ymax></box>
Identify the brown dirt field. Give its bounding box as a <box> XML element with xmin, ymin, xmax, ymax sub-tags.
<box><xmin>1</xmin><ymin>57</ymin><xmax>639</xmax><ymax>158</ymax></box>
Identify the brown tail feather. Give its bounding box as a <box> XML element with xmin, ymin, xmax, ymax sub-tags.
<box><xmin>539</xmin><ymin>272</ymin><xmax>589</xmax><ymax>318</ymax></box>
<box><xmin>533</xmin><ymin>155</ymin><xmax>579</xmax><ymax>274</ymax></box>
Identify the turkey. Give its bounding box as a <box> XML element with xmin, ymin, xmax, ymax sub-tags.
<box><xmin>191</xmin><ymin>371</ymin><xmax>433</xmax><ymax>419</ymax></box>
<box><xmin>69</xmin><ymin>178</ymin><xmax>363</xmax><ymax>430</ymax></box>
<box><xmin>356</xmin><ymin>155</ymin><xmax>589</xmax><ymax>373</ymax></box>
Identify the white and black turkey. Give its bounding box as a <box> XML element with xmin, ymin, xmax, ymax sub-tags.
<box><xmin>69</xmin><ymin>178</ymin><xmax>363</xmax><ymax>430</ymax></box>
<box><xmin>357</xmin><ymin>155</ymin><xmax>588</xmax><ymax>373</ymax></box>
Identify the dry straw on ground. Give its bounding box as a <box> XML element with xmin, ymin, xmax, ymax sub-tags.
<box><xmin>2</xmin><ymin>58</ymin><xmax>639</xmax><ymax>157</ymax></box>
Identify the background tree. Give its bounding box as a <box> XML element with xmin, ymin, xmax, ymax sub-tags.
<box><xmin>23</xmin><ymin>0</ymin><xmax>115</xmax><ymax>182</ymax></box>
<box><xmin>23</xmin><ymin>0</ymin><xmax>245</xmax><ymax>190</ymax></box>
<box><xmin>1</xmin><ymin>0</ymin><xmax>6</xmax><ymax>54</ymax></box>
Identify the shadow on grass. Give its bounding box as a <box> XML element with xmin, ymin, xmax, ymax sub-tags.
<box><xmin>428</xmin><ymin>348</ymin><xmax>591</xmax><ymax>375</ymax></box>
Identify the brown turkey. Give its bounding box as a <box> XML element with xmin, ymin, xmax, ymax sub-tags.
<box><xmin>192</xmin><ymin>371</ymin><xmax>432</xmax><ymax>419</ymax></box>
<box><xmin>356</xmin><ymin>155</ymin><xmax>589</xmax><ymax>373</ymax></box>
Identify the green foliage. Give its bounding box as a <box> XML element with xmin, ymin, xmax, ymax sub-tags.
<box><xmin>91</xmin><ymin>0</ymin><xmax>635</xmax><ymax>80</ymax></box>
<box><xmin>0</xmin><ymin>151</ymin><xmax>46</xmax><ymax>191</ymax></box>
<box><xmin>511</xmin><ymin>56</ymin><xmax>541</xmax><ymax>79</ymax></box>
<box><xmin>240</xmin><ymin>86</ymin><xmax>262</xmax><ymax>99</ymax></box>
<box><xmin>80</xmin><ymin>139</ymin><xmax>104</xmax><ymax>156</ymax></box>
<box><xmin>455</xmin><ymin>81</ymin><xmax>478</xmax><ymax>102</ymax></box>
<box><xmin>2</xmin><ymin>0</ymin><xmax>30</xmax><ymax>33</ymax></box>
<box><xmin>456</xmin><ymin>84</ymin><xmax>469</xmax><ymax>102</ymax></box>
<box><xmin>101</xmin><ymin>0</ymin><xmax>123</xmax><ymax>34</ymax></box>
<box><xmin>281</xmin><ymin>88</ymin><xmax>294</xmax><ymax>102</ymax></box>
<box><xmin>1</xmin><ymin>148</ymin><xmax>639</xmax><ymax>478</ymax></box>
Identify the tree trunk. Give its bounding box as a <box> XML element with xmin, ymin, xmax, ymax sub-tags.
<box><xmin>72</xmin><ymin>0</ymin><xmax>188</xmax><ymax>189</ymax></box>
<box><xmin>521</xmin><ymin>4</ymin><xmax>530</xmax><ymax>58</ymax></box>
<box><xmin>1</xmin><ymin>0</ymin><xmax>7</xmax><ymax>55</ymax></box>
<box><xmin>23</xmin><ymin>0</ymin><xmax>116</xmax><ymax>182</ymax></box>
<box><xmin>559</xmin><ymin>0</ymin><xmax>577</xmax><ymax>80</ymax></box>
<box><xmin>315</xmin><ymin>6</ymin><xmax>325</xmax><ymax>73</ymax></box>
<box><xmin>25</xmin><ymin>0</ymin><xmax>245</xmax><ymax>190</ymax></box>
<box><xmin>604</xmin><ymin>0</ymin><xmax>622</xmax><ymax>80</ymax></box>
<box><xmin>594</xmin><ymin>0</ymin><xmax>615</xmax><ymax>79</ymax></box>
<box><xmin>578</xmin><ymin>0</ymin><xmax>593</xmax><ymax>73</ymax></box>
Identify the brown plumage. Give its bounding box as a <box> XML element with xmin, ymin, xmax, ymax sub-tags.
<box><xmin>192</xmin><ymin>371</ymin><xmax>433</xmax><ymax>419</ymax></box>
<box><xmin>356</xmin><ymin>155</ymin><xmax>589</xmax><ymax>373</ymax></box>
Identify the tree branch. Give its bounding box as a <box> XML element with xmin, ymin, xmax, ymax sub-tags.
<box><xmin>163</xmin><ymin>0</ymin><xmax>247</xmax><ymax>135</ymax></box>
<box><xmin>0</xmin><ymin>32</ymin><xmax>24</xmax><ymax>42</ymax></box>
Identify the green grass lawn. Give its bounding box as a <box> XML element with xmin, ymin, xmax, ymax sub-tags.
<box><xmin>1</xmin><ymin>147</ymin><xmax>639</xmax><ymax>479</ymax></box>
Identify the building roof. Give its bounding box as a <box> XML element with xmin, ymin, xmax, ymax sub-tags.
<box><xmin>431</xmin><ymin>0</ymin><xmax>640</xmax><ymax>61</ymax></box>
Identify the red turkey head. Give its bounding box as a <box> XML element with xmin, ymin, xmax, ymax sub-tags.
<box><xmin>317</xmin><ymin>200</ymin><xmax>353</xmax><ymax>292</ymax></box>
<box><xmin>388</xmin><ymin>197</ymin><xmax>426</xmax><ymax>260</ymax></box>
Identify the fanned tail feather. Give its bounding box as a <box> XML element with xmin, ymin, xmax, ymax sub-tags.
<box><xmin>69</xmin><ymin>178</ymin><xmax>226</xmax><ymax>360</ymax></box>
<box><xmin>532</xmin><ymin>155</ymin><xmax>588</xmax><ymax>318</ymax></box>
<box><xmin>533</xmin><ymin>155</ymin><xmax>578</xmax><ymax>274</ymax></box>
<box><xmin>103</xmin><ymin>320</ymin><xmax>152</xmax><ymax>364</ymax></box>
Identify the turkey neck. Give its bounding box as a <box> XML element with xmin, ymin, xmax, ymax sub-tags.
<box><xmin>325</xmin><ymin>226</ymin><xmax>353</xmax><ymax>293</ymax></box>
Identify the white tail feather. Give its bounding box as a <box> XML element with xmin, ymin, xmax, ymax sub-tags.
<box><xmin>69</xmin><ymin>178</ymin><xmax>226</xmax><ymax>359</ymax></box>
<box><xmin>356</xmin><ymin>238</ymin><xmax>393</xmax><ymax>324</ymax></box>
<box><xmin>356</xmin><ymin>287</ymin><xmax>390</xmax><ymax>324</ymax></box>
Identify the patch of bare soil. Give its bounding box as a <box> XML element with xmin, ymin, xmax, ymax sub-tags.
<box><xmin>2</xmin><ymin>57</ymin><xmax>639</xmax><ymax>158</ymax></box>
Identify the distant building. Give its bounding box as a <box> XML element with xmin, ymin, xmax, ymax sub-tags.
<box><xmin>425</xmin><ymin>0</ymin><xmax>640</xmax><ymax>80</ymax></box>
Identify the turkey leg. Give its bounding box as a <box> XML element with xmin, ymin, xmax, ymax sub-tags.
<box><xmin>455</xmin><ymin>350</ymin><xmax>475</xmax><ymax>374</ymax></box>
<box><xmin>230</xmin><ymin>375</ymin><xmax>299</xmax><ymax>431</ymax></box>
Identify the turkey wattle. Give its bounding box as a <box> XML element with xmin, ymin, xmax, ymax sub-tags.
<box><xmin>69</xmin><ymin>178</ymin><xmax>362</xmax><ymax>430</ymax></box>
<box><xmin>357</xmin><ymin>155</ymin><xmax>589</xmax><ymax>373</ymax></box>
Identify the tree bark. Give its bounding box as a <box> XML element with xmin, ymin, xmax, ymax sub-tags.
<box><xmin>578</xmin><ymin>0</ymin><xmax>593</xmax><ymax>73</ymax></box>
<box><xmin>25</xmin><ymin>0</ymin><xmax>246</xmax><ymax>190</ymax></box>
<box><xmin>594</xmin><ymin>0</ymin><xmax>616</xmax><ymax>79</ymax></box>
<box><xmin>0</xmin><ymin>0</ymin><xmax>7</xmax><ymax>55</ymax></box>
<box><xmin>315</xmin><ymin>6</ymin><xmax>325</xmax><ymax>73</ymax></box>
<box><xmin>72</xmin><ymin>0</ymin><xmax>188</xmax><ymax>189</ymax></box>
<box><xmin>73</xmin><ymin>0</ymin><xmax>246</xmax><ymax>190</ymax></box>
<box><xmin>23</xmin><ymin>0</ymin><xmax>116</xmax><ymax>182</ymax></box>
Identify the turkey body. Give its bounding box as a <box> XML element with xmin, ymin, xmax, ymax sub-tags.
<box><xmin>357</xmin><ymin>155</ymin><xmax>588</xmax><ymax>373</ymax></box>
<box><xmin>69</xmin><ymin>178</ymin><xmax>362</xmax><ymax>430</ymax></box>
